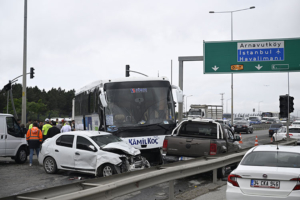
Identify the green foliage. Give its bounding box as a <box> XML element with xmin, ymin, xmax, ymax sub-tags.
<box><xmin>0</xmin><ymin>83</ymin><xmax>75</xmax><ymax>121</ymax></box>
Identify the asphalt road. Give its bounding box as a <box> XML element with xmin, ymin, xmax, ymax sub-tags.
<box><xmin>0</xmin><ymin>129</ymin><xmax>270</xmax><ymax>199</ymax></box>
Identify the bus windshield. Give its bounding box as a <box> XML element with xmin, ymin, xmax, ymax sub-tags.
<box><xmin>104</xmin><ymin>81</ymin><xmax>175</xmax><ymax>127</ymax></box>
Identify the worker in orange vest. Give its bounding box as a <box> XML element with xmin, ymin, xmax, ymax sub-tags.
<box><xmin>26</xmin><ymin>122</ymin><xmax>43</xmax><ymax>166</ymax></box>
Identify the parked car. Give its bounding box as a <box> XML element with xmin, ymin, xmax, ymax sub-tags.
<box><xmin>0</xmin><ymin>113</ymin><xmax>28</xmax><ymax>164</ymax></box>
<box><xmin>273</xmin><ymin>126</ymin><xmax>300</xmax><ymax>144</ymax></box>
<box><xmin>291</xmin><ymin>120</ymin><xmax>300</xmax><ymax>127</ymax></box>
<box><xmin>233</xmin><ymin>117</ymin><xmax>244</xmax><ymax>125</ymax></box>
<box><xmin>234</xmin><ymin>121</ymin><xmax>253</xmax><ymax>134</ymax></box>
<box><xmin>261</xmin><ymin>117</ymin><xmax>270</xmax><ymax>123</ymax></box>
<box><xmin>268</xmin><ymin>123</ymin><xmax>283</xmax><ymax>137</ymax></box>
<box><xmin>226</xmin><ymin>145</ymin><xmax>300</xmax><ymax>199</ymax></box>
<box><xmin>38</xmin><ymin>131</ymin><xmax>150</xmax><ymax>177</ymax></box>
<box><xmin>248</xmin><ymin>116</ymin><xmax>261</xmax><ymax>125</ymax></box>
<box><xmin>163</xmin><ymin>119</ymin><xmax>241</xmax><ymax>178</ymax></box>
<box><xmin>266</xmin><ymin>118</ymin><xmax>280</xmax><ymax>124</ymax></box>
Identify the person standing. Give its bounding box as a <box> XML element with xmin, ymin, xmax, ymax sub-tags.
<box><xmin>46</xmin><ymin>122</ymin><xmax>61</xmax><ymax>139</ymax></box>
<box><xmin>29</xmin><ymin>119</ymin><xmax>38</xmax><ymax>130</ymax></box>
<box><xmin>56</xmin><ymin>119</ymin><xmax>62</xmax><ymax>130</ymax></box>
<box><xmin>61</xmin><ymin>122</ymin><xmax>72</xmax><ymax>133</ymax></box>
<box><xmin>38</xmin><ymin>122</ymin><xmax>44</xmax><ymax>130</ymax></box>
<box><xmin>26</xmin><ymin>122</ymin><xmax>43</xmax><ymax>166</ymax></box>
<box><xmin>26</xmin><ymin>119</ymin><xmax>32</xmax><ymax>129</ymax></box>
<box><xmin>71</xmin><ymin>120</ymin><xmax>75</xmax><ymax>131</ymax></box>
<box><xmin>42</xmin><ymin>118</ymin><xmax>52</xmax><ymax>141</ymax></box>
<box><xmin>20</xmin><ymin>124</ymin><xmax>27</xmax><ymax>138</ymax></box>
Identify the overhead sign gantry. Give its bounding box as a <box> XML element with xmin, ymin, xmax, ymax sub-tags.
<box><xmin>204</xmin><ymin>37</ymin><xmax>300</xmax><ymax>74</ymax></box>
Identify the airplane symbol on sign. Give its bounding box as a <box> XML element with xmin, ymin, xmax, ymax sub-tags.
<box><xmin>276</xmin><ymin>49</ymin><xmax>281</xmax><ymax>54</ymax></box>
<box><xmin>212</xmin><ymin>65</ymin><xmax>219</xmax><ymax>71</ymax></box>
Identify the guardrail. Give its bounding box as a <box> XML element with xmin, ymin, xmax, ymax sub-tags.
<box><xmin>1</xmin><ymin>139</ymin><xmax>297</xmax><ymax>200</ymax></box>
<box><xmin>252</xmin><ymin>123</ymin><xmax>270</xmax><ymax>130</ymax></box>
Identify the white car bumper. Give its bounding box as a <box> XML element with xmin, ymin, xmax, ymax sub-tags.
<box><xmin>226</xmin><ymin>183</ymin><xmax>300</xmax><ymax>200</ymax></box>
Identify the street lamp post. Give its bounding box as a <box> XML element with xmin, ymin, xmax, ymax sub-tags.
<box><xmin>209</xmin><ymin>6</ymin><xmax>255</xmax><ymax>128</ymax></box>
<box><xmin>226</xmin><ymin>98</ymin><xmax>231</xmax><ymax>113</ymax></box>
<box><xmin>258</xmin><ymin>101</ymin><xmax>263</xmax><ymax>114</ymax></box>
<box><xmin>186</xmin><ymin>95</ymin><xmax>193</xmax><ymax>117</ymax></box>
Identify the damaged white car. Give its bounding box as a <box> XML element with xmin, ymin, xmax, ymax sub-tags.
<box><xmin>38</xmin><ymin>131</ymin><xmax>150</xmax><ymax>177</ymax></box>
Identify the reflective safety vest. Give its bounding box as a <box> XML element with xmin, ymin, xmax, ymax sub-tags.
<box><xmin>26</xmin><ymin>127</ymin><xmax>43</xmax><ymax>142</ymax></box>
<box><xmin>29</xmin><ymin>124</ymin><xmax>33</xmax><ymax>129</ymax></box>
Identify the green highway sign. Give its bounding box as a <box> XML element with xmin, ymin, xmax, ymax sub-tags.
<box><xmin>203</xmin><ymin>38</ymin><xmax>300</xmax><ymax>74</ymax></box>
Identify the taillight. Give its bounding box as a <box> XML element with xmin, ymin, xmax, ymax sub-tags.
<box><xmin>209</xmin><ymin>143</ymin><xmax>217</xmax><ymax>155</ymax></box>
<box><xmin>289</xmin><ymin>134</ymin><xmax>293</xmax><ymax>136</ymax></box>
<box><xmin>162</xmin><ymin>139</ymin><xmax>168</xmax><ymax>152</ymax></box>
<box><xmin>228</xmin><ymin>174</ymin><xmax>241</xmax><ymax>187</ymax></box>
<box><xmin>290</xmin><ymin>178</ymin><xmax>300</xmax><ymax>190</ymax></box>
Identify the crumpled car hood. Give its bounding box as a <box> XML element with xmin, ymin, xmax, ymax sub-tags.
<box><xmin>102</xmin><ymin>142</ymin><xmax>140</xmax><ymax>156</ymax></box>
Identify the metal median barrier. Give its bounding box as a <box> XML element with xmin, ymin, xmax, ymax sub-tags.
<box><xmin>1</xmin><ymin>139</ymin><xmax>297</xmax><ymax>200</ymax></box>
<box><xmin>252</xmin><ymin>123</ymin><xmax>270</xmax><ymax>131</ymax></box>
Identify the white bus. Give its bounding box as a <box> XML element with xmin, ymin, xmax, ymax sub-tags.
<box><xmin>72</xmin><ymin>76</ymin><xmax>183</xmax><ymax>164</ymax></box>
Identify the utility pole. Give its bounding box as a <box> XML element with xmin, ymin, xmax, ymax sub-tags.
<box><xmin>220</xmin><ymin>93</ymin><xmax>224</xmax><ymax>110</ymax></box>
<box><xmin>21</xmin><ymin>0</ymin><xmax>28</xmax><ymax>124</ymax></box>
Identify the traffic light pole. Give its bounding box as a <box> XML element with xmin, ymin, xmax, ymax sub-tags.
<box><xmin>287</xmin><ymin>72</ymin><xmax>290</xmax><ymax>139</ymax></box>
<box><xmin>21</xmin><ymin>0</ymin><xmax>28</xmax><ymax>125</ymax></box>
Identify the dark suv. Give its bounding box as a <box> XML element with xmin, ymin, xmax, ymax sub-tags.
<box><xmin>269</xmin><ymin>123</ymin><xmax>283</xmax><ymax>137</ymax></box>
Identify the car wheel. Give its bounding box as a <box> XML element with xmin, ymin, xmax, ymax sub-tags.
<box><xmin>99</xmin><ymin>164</ymin><xmax>116</xmax><ymax>177</ymax></box>
<box><xmin>15</xmin><ymin>146</ymin><xmax>27</xmax><ymax>164</ymax></box>
<box><xmin>43</xmin><ymin>157</ymin><xmax>58</xmax><ymax>174</ymax></box>
<box><xmin>217</xmin><ymin>166</ymin><xmax>226</xmax><ymax>179</ymax></box>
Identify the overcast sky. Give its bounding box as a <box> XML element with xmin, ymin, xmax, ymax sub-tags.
<box><xmin>1</xmin><ymin>0</ymin><xmax>300</xmax><ymax>115</ymax></box>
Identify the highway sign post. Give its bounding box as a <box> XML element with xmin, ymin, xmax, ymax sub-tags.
<box><xmin>204</xmin><ymin>38</ymin><xmax>300</xmax><ymax>74</ymax></box>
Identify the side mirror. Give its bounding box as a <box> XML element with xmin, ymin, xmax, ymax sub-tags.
<box><xmin>234</xmin><ymin>136</ymin><xmax>241</xmax><ymax>141</ymax></box>
<box><xmin>99</xmin><ymin>93</ymin><xmax>107</xmax><ymax>107</ymax></box>
<box><xmin>88</xmin><ymin>145</ymin><xmax>96</xmax><ymax>152</ymax></box>
<box><xmin>171</xmin><ymin>85</ymin><xmax>183</xmax><ymax>103</ymax></box>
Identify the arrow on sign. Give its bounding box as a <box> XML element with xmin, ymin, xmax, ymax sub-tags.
<box><xmin>255</xmin><ymin>64</ymin><xmax>263</xmax><ymax>70</ymax></box>
<box><xmin>212</xmin><ymin>65</ymin><xmax>219</xmax><ymax>71</ymax></box>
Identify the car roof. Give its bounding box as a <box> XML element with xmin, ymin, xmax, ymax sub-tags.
<box><xmin>252</xmin><ymin>145</ymin><xmax>300</xmax><ymax>154</ymax></box>
<box><xmin>60</xmin><ymin>131</ymin><xmax>111</xmax><ymax>137</ymax></box>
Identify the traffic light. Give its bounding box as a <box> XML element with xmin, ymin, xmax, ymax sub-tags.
<box><xmin>3</xmin><ymin>82</ymin><xmax>11</xmax><ymax>91</ymax></box>
<box><xmin>279</xmin><ymin>95</ymin><xmax>288</xmax><ymax>118</ymax></box>
<box><xmin>30</xmin><ymin>67</ymin><xmax>35</xmax><ymax>79</ymax></box>
<box><xmin>125</xmin><ymin>65</ymin><xmax>130</xmax><ymax>77</ymax></box>
<box><xmin>289</xmin><ymin>96</ymin><xmax>294</xmax><ymax>113</ymax></box>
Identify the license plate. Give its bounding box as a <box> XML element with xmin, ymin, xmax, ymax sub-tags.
<box><xmin>251</xmin><ymin>179</ymin><xmax>280</xmax><ymax>189</ymax></box>
<box><xmin>179</xmin><ymin>156</ymin><xmax>194</xmax><ymax>161</ymax></box>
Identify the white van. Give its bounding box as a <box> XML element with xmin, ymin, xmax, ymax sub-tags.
<box><xmin>0</xmin><ymin>113</ymin><xmax>28</xmax><ymax>163</ymax></box>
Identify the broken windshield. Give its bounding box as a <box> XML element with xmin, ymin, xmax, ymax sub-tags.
<box><xmin>104</xmin><ymin>81</ymin><xmax>175</xmax><ymax>127</ymax></box>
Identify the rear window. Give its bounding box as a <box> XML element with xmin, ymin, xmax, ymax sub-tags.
<box><xmin>178</xmin><ymin>122</ymin><xmax>217</xmax><ymax>138</ymax></box>
<box><xmin>241</xmin><ymin>151</ymin><xmax>300</xmax><ymax>168</ymax></box>
<box><xmin>270</xmin><ymin>124</ymin><xmax>282</xmax><ymax>128</ymax></box>
<box><xmin>289</xmin><ymin>128</ymin><xmax>300</xmax><ymax>133</ymax></box>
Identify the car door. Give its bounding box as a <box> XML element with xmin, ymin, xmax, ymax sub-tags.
<box><xmin>224</xmin><ymin>128</ymin><xmax>237</xmax><ymax>153</ymax></box>
<box><xmin>74</xmin><ymin>136</ymin><xmax>97</xmax><ymax>173</ymax></box>
<box><xmin>0</xmin><ymin>117</ymin><xmax>6</xmax><ymax>156</ymax></box>
<box><xmin>53</xmin><ymin>135</ymin><xmax>75</xmax><ymax>170</ymax></box>
<box><xmin>5</xmin><ymin>116</ymin><xmax>25</xmax><ymax>156</ymax></box>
